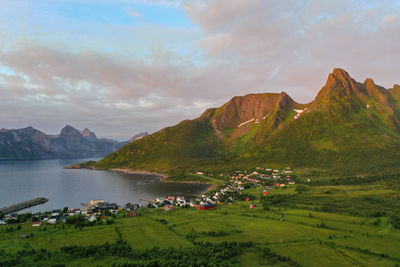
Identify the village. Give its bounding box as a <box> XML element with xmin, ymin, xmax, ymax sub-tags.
<box><xmin>0</xmin><ymin>167</ymin><xmax>296</xmax><ymax>227</ymax></box>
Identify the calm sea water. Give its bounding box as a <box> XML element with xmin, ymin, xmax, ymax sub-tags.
<box><xmin>0</xmin><ymin>158</ymin><xmax>209</xmax><ymax>213</ymax></box>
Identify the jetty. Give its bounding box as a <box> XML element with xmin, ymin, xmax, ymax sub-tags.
<box><xmin>0</xmin><ymin>197</ymin><xmax>48</xmax><ymax>215</ymax></box>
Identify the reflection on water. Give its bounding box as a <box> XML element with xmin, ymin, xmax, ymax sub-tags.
<box><xmin>0</xmin><ymin>158</ymin><xmax>210</xmax><ymax>212</ymax></box>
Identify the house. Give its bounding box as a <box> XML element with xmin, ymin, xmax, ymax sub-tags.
<box><xmin>129</xmin><ymin>211</ymin><xmax>136</xmax><ymax>216</ymax></box>
<box><xmin>249</xmin><ymin>204</ymin><xmax>256</xmax><ymax>209</ymax></box>
<box><xmin>88</xmin><ymin>215</ymin><xmax>97</xmax><ymax>222</ymax></box>
<box><xmin>176</xmin><ymin>196</ymin><xmax>185</xmax><ymax>202</ymax></box>
<box><xmin>189</xmin><ymin>202</ymin><xmax>198</xmax><ymax>207</ymax></box>
<box><xmin>32</xmin><ymin>222</ymin><xmax>41</xmax><ymax>227</ymax></box>
<box><xmin>263</xmin><ymin>190</ymin><xmax>269</xmax><ymax>195</ymax></box>
<box><xmin>0</xmin><ymin>219</ymin><xmax>7</xmax><ymax>225</ymax></box>
<box><xmin>110</xmin><ymin>209</ymin><xmax>119</xmax><ymax>214</ymax></box>
<box><xmin>199</xmin><ymin>203</ymin><xmax>216</xmax><ymax>210</ymax></box>
<box><xmin>90</xmin><ymin>199</ymin><xmax>105</xmax><ymax>206</ymax></box>
<box><xmin>176</xmin><ymin>201</ymin><xmax>185</xmax><ymax>207</ymax></box>
<box><xmin>163</xmin><ymin>205</ymin><xmax>174</xmax><ymax>211</ymax></box>
<box><xmin>98</xmin><ymin>202</ymin><xmax>118</xmax><ymax>210</ymax></box>
<box><xmin>47</xmin><ymin>218</ymin><xmax>57</xmax><ymax>224</ymax></box>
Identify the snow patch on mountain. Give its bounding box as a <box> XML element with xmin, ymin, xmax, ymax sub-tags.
<box><xmin>238</xmin><ymin>118</ymin><xmax>255</xmax><ymax>128</ymax></box>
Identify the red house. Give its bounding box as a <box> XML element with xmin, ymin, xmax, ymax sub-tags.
<box><xmin>163</xmin><ymin>205</ymin><xmax>174</xmax><ymax>211</ymax></box>
<box><xmin>199</xmin><ymin>204</ymin><xmax>216</xmax><ymax>210</ymax></box>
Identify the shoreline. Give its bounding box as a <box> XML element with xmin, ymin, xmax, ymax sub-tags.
<box><xmin>67</xmin><ymin>164</ymin><xmax>218</xmax><ymax>195</ymax></box>
<box><xmin>108</xmin><ymin>168</ymin><xmax>167</xmax><ymax>181</ymax></box>
<box><xmin>108</xmin><ymin>168</ymin><xmax>217</xmax><ymax>193</ymax></box>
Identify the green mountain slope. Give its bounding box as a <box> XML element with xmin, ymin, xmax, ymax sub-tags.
<box><xmin>96</xmin><ymin>68</ymin><xmax>400</xmax><ymax>174</ymax></box>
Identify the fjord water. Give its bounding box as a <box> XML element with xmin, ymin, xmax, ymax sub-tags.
<box><xmin>0</xmin><ymin>159</ymin><xmax>209</xmax><ymax>212</ymax></box>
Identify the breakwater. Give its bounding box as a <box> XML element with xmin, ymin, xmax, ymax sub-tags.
<box><xmin>0</xmin><ymin>197</ymin><xmax>48</xmax><ymax>215</ymax></box>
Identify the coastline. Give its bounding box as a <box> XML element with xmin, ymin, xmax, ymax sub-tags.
<box><xmin>66</xmin><ymin>164</ymin><xmax>217</xmax><ymax>194</ymax></box>
<box><xmin>108</xmin><ymin>168</ymin><xmax>217</xmax><ymax>193</ymax></box>
<box><xmin>108</xmin><ymin>168</ymin><xmax>167</xmax><ymax>181</ymax></box>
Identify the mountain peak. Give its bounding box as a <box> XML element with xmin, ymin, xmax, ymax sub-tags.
<box><xmin>60</xmin><ymin>125</ymin><xmax>82</xmax><ymax>136</ymax></box>
<box><xmin>314</xmin><ymin>68</ymin><xmax>361</xmax><ymax>103</ymax></box>
<box><xmin>332</xmin><ymin>68</ymin><xmax>350</xmax><ymax>76</ymax></box>
<box><xmin>279</xmin><ymin>91</ymin><xmax>288</xmax><ymax>96</ymax></box>
<box><xmin>364</xmin><ymin>78</ymin><xmax>376</xmax><ymax>87</ymax></box>
<box><xmin>327</xmin><ymin>68</ymin><xmax>358</xmax><ymax>92</ymax></box>
<box><xmin>81</xmin><ymin>128</ymin><xmax>97</xmax><ymax>140</ymax></box>
<box><xmin>363</xmin><ymin>77</ymin><xmax>387</xmax><ymax>98</ymax></box>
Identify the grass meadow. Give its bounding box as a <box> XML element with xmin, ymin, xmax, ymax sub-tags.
<box><xmin>1</xmin><ymin>175</ymin><xmax>400</xmax><ymax>266</ymax></box>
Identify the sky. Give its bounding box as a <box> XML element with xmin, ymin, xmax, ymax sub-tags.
<box><xmin>0</xmin><ymin>0</ymin><xmax>399</xmax><ymax>140</ymax></box>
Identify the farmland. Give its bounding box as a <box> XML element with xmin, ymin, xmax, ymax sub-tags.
<box><xmin>1</xmin><ymin>174</ymin><xmax>400</xmax><ymax>266</ymax></box>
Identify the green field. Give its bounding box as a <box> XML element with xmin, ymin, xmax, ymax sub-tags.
<box><xmin>1</xmin><ymin>175</ymin><xmax>400</xmax><ymax>266</ymax></box>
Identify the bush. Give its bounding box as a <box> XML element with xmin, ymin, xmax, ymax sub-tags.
<box><xmin>390</xmin><ymin>215</ymin><xmax>400</xmax><ymax>229</ymax></box>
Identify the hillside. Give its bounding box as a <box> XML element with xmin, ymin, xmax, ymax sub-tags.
<box><xmin>96</xmin><ymin>68</ymin><xmax>400</xmax><ymax>174</ymax></box>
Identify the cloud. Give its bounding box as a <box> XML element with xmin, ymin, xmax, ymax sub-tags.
<box><xmin>0</xmin><ymin>0</ymin><xmax>399</xmax><ymax>139</ymax></box>
<box><xmin>184</xmin><ymin>0</ymin><xmax>400</xmax><ymax>93</ymax></box>
<box><xmin>0</xmin><ymin>44</ymin><xmax>235</xmax><ymax>139</ymax></box>
<box><xmin>125</xmin><ymin>7</ymin><xmax>142</xmax><ymax>18</ymax></box>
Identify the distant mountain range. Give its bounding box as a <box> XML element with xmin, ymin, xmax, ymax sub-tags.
<box><xmin>0</xmin><ymin>125</ymin><xmax>147</xmax><ymax>159</ymax></box>
<box><xmin>94</xmin><ymin>68</ymin><xmax>400</xmax><ymax>174</ymax></box>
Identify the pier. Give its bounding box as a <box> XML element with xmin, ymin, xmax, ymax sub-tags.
<box><xmin>0</xmin><ymin>197</ymin><xmax>48</xmax><ymax>215</ymax></box>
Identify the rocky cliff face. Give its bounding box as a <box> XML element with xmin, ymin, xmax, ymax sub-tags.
<box><xmin>208</xmin><ymin>92</ymin><xmax>300</xmax><ymax>130</ymax></box>
<box><xmin>0</xmin><ymin>125</ymin><xmax>127</xmax><ymax>159</ymax></box>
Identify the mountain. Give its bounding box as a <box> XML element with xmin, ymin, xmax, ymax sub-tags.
<box><xmin>118</xmin><ymin>132</ymin><xmax>149</xmax><ymax>147</ymax></box>
<box><xmin>81</xmin><ymin>128</ymin><xmax>98</xmax><ymax>141</ymax></box>
<box><xmin>129</xmin><ymin>132</ymin><xmax>149</xmax><ymax>142</ymax></box>
<box><xmin>0</xmin><ymin>125</ymin><xmax>127</xmax><ymax>159</ymax></box>
<box><xmin>93</xmin><ymin>68</ymin><xmax>400</xmax><ymax>174</ymax></box>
